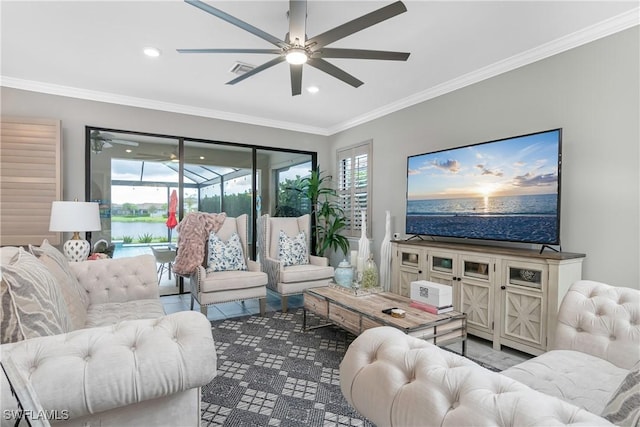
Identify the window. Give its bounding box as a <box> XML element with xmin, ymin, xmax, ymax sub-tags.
<box><xmin>337</xmin><ymin>141</ymin><xmax>372</xmax><ymax>238</ymax></box>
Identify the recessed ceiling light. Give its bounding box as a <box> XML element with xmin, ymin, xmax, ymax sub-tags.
<box><xmin>307</xmin><ymin>86</ymin><xmax>320</xmax><ymax>94</ymax></box>
<box><xmin>199</xmin><ymin>156</ymin><xmax>205</xmax><ymax>160</ymax></box>
<box><xmin>143</xmin><ymin>47</ymin><xmax>161</xmax><ymax>57</ymax></box>
<box><xmin>125</xmin><ymin>149</ymin><xmax>132</xmax><ymax>153</ymax></box>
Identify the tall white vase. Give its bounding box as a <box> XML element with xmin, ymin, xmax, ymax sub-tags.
<box><xmin>380</xmin><ymin>210</ymin><xmax>392</xmax><ymax>291</ymax></box>
<box><xmin>357</xmin><ymin>210</ymin><xmax>369</xmax><ymax>273</ymax></box>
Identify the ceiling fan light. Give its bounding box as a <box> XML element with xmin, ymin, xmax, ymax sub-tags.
<box><xmin>286</xmin><ymin>48</ymin><xmax>307</xmax><ymax>65</ymax></box>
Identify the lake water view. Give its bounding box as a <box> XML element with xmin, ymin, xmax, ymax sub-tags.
<box><xmin>111</xmin><ymin>222</ymin><xmax>178</xmax><ymax>240</ymax></box>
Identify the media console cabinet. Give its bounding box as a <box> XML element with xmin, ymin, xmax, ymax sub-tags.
<box><xmin>391</xmin><ymin>240</ymin><xmax>585</xmax><ymax>355</ymax></box>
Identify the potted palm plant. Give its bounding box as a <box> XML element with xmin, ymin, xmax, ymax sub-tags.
<box><xmin>300</xmin><ymin>166</ymin><xmax>350</xmax><ymax>258</ymax></box>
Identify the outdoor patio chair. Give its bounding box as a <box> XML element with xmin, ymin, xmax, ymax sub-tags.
<box><xmin>190</xmin><ymin>214</ymin><xmax>267</xmax><ymax>316</ymax></box>
<box><xmin>260</xmin><ymin>214</ymin><xmax>334</xmax><ymax>312</ymax></box>
<box><xmin>151</xmin><ymin>245</ymin><xmax>176</xmax><ymax>282</ymax></box>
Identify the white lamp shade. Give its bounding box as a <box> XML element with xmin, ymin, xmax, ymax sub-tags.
<box><xmin>49</xmin><ymin>201</ymin><xmax>101</xmax><ymax>232</ymax></box>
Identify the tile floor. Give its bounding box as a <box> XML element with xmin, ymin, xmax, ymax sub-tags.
<box><xmin>160</xmin><ymin>290</ymin><xmax>532</xmax><ymax>371</ymax></box>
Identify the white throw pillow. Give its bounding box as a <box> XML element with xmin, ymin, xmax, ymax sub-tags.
<box><xmin>206</xmin><ymin>231</ymin><xmax>247</xmax><ymax>273</ymax></box>
<box><xmin>278</xmin><ymin>230</ymin><xmax>308</xmax><ymax>267</ymax></box>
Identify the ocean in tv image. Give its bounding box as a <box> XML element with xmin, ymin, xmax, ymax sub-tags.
<box><xmin>406</xmin><ymin>194</ymin><xmax>558</xmax><ymax>243</ymax></box>
<box><xmin>406</xmin><ymin>129</ymin><xmax>561</xmax><ymax>244</ymax></box>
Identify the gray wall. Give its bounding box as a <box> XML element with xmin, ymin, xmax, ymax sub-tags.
<box><xmin>330</xmin><ymin>27</ymin><xmax>639</xmax><ymax>288</ymax></box>
<box><xmin>0</xmin><ymin>89</ymin><xmax>331</xmax><ymax>202</ymax></box>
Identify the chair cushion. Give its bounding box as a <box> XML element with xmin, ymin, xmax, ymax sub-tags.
<box><xmin>30</xmin><ymin>239</ymin><xmax>90</xmax><ymax>309</ymax></box>
<box><xmin>278</xmin><ymin>230</ymin><xmax>308</xmax><ymax>266</ymax></box>
<box><xmin>206</xmin><ymin>231</ymin><xmax>247</xmax><ymax>272</ymax></box>
<box><xmin>85</xmin><ymin>299</ymin><xmax>165</xmax><ymax>328</ymax></box>
<box><xmin>0</xmin><ymin>248</ymin><xmax>72</xmax><ymax>343</ymax></box>
<box><xmin>502</xmin><ymin>349</ymin><xmax>628</xmax><ymax>414</ymax></box>
<box><xmin>280</xmin><ymin>263</ymin><xmax>334</xmax><ymax>283</ymax></box>
<box><xmin>602</xmin><ymin>360</ymin><xmax>640</xmax><ymax>426</ymax></box>
<box><xmin>199</xmin><ymin>270</ymin><xmax>268</xmax><ymax>293</ymax></box>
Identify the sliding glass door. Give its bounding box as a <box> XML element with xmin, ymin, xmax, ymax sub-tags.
<box><xmin>87</xmin><ymin>127</ymin><xmax>315</xmax><ymax>294</ymax></box>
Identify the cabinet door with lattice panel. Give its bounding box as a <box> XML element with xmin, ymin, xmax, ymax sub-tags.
<box><xmin>0</xmin><ymin>117</ymin><xmax>61</xmax><ymax>246</ymax></box>
<box><xmin>501</xmin><ymin>285</ymin><xmax>546</xmax><ymax>349</ymax></box>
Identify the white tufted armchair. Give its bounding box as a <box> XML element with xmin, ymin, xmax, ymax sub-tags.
<box><xmin>189</xmin><ymin>214</ymin><xmax>268</xmax><ymax>316</ymax></box>
<box><xmin>340</xmin><ymin>280</ymin><xmax>639</xmax><ymax>426</ymax></box>
<box><xmin>260</xmin><ymin>214</ymin><xmax>334</xmax><ymax>312</ymax></box>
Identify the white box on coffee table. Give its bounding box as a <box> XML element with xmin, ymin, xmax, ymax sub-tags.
<box><xmin>410</xmin><ymin>281</ymin><xmax>452</xmax><ymax>307</ymax></box>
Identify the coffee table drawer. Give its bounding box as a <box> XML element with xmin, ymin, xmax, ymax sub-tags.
<box><xmin>361</xmin><ymin>316</ymin><xmax>384</xmax><ymax>332</ymax></box>
<box><xmin>329</xmin><ymin>303</ymin><xmax>360</xmax><ymax>334</ymax></box>
<box><xmin>304</xmin><ymin>293</ymin><xmax>328</xmax><ymax>317</ymax></box>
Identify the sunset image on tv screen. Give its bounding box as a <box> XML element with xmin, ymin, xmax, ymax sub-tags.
<box><xmin>406</xmin><ymin>129</ymin><xmax>561</xmax><ymax>244</ymax></box>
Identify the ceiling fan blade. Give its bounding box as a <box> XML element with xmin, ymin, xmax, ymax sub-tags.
<box><xmin>307</xmin><ymin>58</ymin><xmax>363</xmax><ymax>88</ymax></box>
<box><xmin>290</xmin><ymin>64</ymin><xmax>303</xmax><ymax>96</ymax></box>
<box><xmin>184</xmin><ymin>0</ymin><xmax>287</xmax><ymax>49</ymax></box>
<box><xmin>226</xmin><ymin>56</ymin><xmax>286</xmax><ymax>85</ymax></box>
<box><xmin>177</xmin><ymin>48</ymin><xmax>282</xmax><ymax>54</ymax></box>
<box><xmin>288</xmin><ymin>0</ymin><xmax>307</xmax><ymax>45</ymax></box>
<box><xmin>110</xmin><ymin>139</ymin><xmax>139</xmax><ymax>147</ymax></box>
<box><xmin>313</xmin><ymin>48</ymin><xmax>410</xmax><ymax>61</ymax></box>
<box><xmin>306</xmin><ymin>1</ymin><xmax>407</xmax><ymax>49</ymax></box>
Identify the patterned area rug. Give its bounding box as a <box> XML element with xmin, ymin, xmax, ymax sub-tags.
<box><xmin>201</xmin><ymin>309</ymin><xmax>371</xmax><ymax>427</ymax></box>
<box><xmin>200</xmin><ymin>308</ymin><xmax>500</xmax><ymax>426</ymax></box>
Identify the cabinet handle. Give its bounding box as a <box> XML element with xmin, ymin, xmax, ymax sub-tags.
<box><xmin>457</xmin><ymin>277</ymin><xmax>462</xmax><ymax>281</ymax></box>
<box><xmin>418</xmin><ymin>270</ymin><xmax>422</xmax><ymax>274</ymax></box>
<box><xmin>501</xmin><ymin>286</ymin><xmax>506</xmax><ymax>290</ymax></box>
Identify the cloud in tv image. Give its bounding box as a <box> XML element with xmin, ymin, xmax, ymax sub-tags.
<box><xmin>406</xmin><ymin>129</ymin><xmax>561</xmax><ymax>244</ymax></box>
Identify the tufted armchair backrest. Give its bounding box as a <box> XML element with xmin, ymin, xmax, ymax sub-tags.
<box><xmin>554</xmin><ymin>280</ymin><xmax>640</xmax><ymax>369</ymax></box>
<box><xmin>263</xmin><ymin>214</ymin><xmax>311</xmax><ymax>260</ymax></box>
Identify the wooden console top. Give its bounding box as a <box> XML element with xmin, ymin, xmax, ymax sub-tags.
<box><xmin>393</xmin><ymin>240</ymin><xmax>585</xmax><ymax>261</ymax></box>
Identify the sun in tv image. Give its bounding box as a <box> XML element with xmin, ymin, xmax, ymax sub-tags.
<box><xmin>406</xmin><ymin>129</ymin><xmax>562</xmax><ymax>244</ymax></box>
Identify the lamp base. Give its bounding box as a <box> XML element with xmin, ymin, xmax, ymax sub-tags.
<box><xmin>63</xmin><ymin>239</ymin><xmax>91</xmax><ymax>262</ymax></box>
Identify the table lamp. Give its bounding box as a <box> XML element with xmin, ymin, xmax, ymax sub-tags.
<box><xmin>49</xmin><ymin>201</ymin><xmax>101</xmax><ymax>262</ymax></box>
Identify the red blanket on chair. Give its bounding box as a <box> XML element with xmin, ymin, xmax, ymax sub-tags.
<box><xmin>173</xmin><ymin>212</ymin><xmax>227</xmax><ymax>276</ymax></box>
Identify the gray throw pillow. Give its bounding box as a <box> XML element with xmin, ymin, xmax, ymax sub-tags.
<box><xmin>602</xmin><ymin>360</ymin><xmax>640</xmax><ymax>427</ymax></box>
<box><xmin>30</xmin><ymin>239</ymin><xmax>90</xmax><ymax>309</ymax></box>
<box><xmin>0</xmin><ymin>248</ymin><xmax>71</xmax><ymax>343</ymax></box>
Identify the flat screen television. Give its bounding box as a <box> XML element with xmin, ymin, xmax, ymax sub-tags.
<box><xmin>405</xmin><ymin>129</ymin><xmax>562</xmax><ymax>245</ymax></box>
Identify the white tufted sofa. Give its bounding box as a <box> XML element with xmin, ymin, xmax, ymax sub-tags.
<box><xmin>1</xmin><ymin>250</ymin><xmax>217</xmax><ymax>426</ymax></box>
<box><xmin>340</xmin><ymin>280</ymin><xmax>639</xmax><ymax>426</ymax></box>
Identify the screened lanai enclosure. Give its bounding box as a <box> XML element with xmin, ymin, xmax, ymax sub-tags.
<box><xmin>87</xmin><ymin>127</ymin><xmax>315</xmax><ymax>295</ymax></box>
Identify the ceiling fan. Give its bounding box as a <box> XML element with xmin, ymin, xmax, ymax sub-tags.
<box><xmin>90</xmin><ymin>130</ymin><xmax>139</xmax><ymax>154</ymax></box>
<box><xmin>132</xmin><ymin>149</ymin><xmax>204</xmax><ymax>164</ymax></box>
<box><xmin>177</xmin><ymin>0</ymin><xmax>410</xmax><ymax>96</ymax></box>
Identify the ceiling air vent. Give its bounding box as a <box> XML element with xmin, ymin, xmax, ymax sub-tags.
<box><xmin>229</xmin><ymin>62</ymin><xmax>255</xmax><ymax>76</ymax></box>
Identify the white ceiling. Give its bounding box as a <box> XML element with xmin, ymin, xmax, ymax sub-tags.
<box><xmin>1</xmin><ymin>1</ymin><xmax>638</xmax><ymax>135</ymax></box>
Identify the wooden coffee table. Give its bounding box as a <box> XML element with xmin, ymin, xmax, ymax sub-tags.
<box><xmin>303</xmin><ymin>286</ymin><xmax>467</xmax><ymax>355</ymax></box>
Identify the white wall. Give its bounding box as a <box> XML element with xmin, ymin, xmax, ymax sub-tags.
<box><xmin>329</xmin><ymin>27</ymin><xmax>639</xmax><ymax>288</ymax></box>
<box><xmin>0</xmin><ymin>89</ymin><xmax>331</xmax><ymax>202</ymax></box>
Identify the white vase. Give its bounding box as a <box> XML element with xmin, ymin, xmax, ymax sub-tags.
<box><xmin>357</xmin><ymin>210</ymin><xmax>369</xmax><ymax>273</ymax></box>
<box><xmin>380</xmin><ymin>210</ymin><xmax>392</xmax><ymax>291</ymax></box>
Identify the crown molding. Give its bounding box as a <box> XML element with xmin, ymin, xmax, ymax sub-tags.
<box><xmin>0</xmin><ymin>77</ymin><xmax>330</xmax><ymax>136</ymax></box>
<box><xmin>1</xmin><ymin>7</ymin><xmax>637</xmax><ymax>138</ymax></box>
<box><xmin>326</xmin><ymin>7</ymin><xmax>640</xmax><ymax>135</ymax></box>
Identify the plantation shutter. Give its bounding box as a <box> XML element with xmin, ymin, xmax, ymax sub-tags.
<box><xmin>337</xmin><ymin>141</ymin><xmax>372</xmax><ymax>238</ymax></box>
<box><xmin>0</xmin><ymin>117</ymin><xmax>62</xmax><ymax>245</ymax></box>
